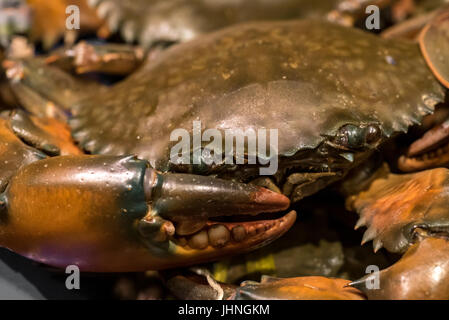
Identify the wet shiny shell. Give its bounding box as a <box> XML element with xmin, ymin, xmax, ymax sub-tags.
<box><xmin>71</xmin><ymin>20</ymin><xmax>445</xmax><ymax>170</ymax></box>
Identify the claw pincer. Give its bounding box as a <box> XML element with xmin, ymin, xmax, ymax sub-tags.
<box><xmin>349</xmin><ymin>236</ymin><xmax>449</xmax><ymax>300</ymax></box>
<box><xmin>0</xmin><ymin>155</ymin><xmax>292</xmax><ymax>272</ymax></box>
<box><xmin>348</xmin><ymin>167</ymin><xmax>449</xmax><ymax>299</ymax></box>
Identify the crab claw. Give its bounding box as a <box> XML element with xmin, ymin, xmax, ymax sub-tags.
<box><xmin>142</xmin><ymin>168</ymin><xmax>294</xmax><ymax>268</ymax></box>
<box><xmin>3</xmin><ymin>58</ymin><xmax>98</xmax><ymax>119</ymax></box>
<box><xmin>146</xmin><ymin>168</ymin><xmax>290</xmax><ymax>223</ymax></box>
<box><xmin>0</xmin><ymin>155</ymin><xmax>293</xmax><ymax>272</ymax></box>
<box><xmin>234</xmin><ymin>276</ymin><xmax>365</xmax><ymax>300</ymax></box>
<box><xmin>398</xmin><ymin>118</ymin><xmax>449</xmax><ymax>172</ymax></box>
<box><xmin>349</xmin><ymin>236</ymin><xmax>449</xmax><ymax>299</ymax></box>
<box><xmin>348</xmin><ymin>167</ymin><xmax>449</xmax><ymax>254</ymax></box>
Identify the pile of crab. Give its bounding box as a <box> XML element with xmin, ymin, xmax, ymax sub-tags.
<box><xmin>0</xmin><ymin>0</ymin><xmax>449</xmax><ymax>300</ymax></box>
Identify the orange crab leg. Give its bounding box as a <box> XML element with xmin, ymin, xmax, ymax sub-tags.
<box><xmin>233</xmin><ymin>276</ymin><xmax>365</xmax><ymax>300</ymax></box>
<box><xmin>163</xmin><ymin>271</ymin><xmax>365</xmax><ymax>300</ymax></box>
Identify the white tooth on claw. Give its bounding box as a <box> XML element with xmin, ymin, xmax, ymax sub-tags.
<box><xmin>231</xmin><ymin>226</ymin><xmax>247</xmax><ymax>242</ymax></box>
<box><xmin>361</xmin><ymin>227</ymin><xmax>377</xmax><ymax>245</ymax></box>
<box><xmin>373</xmin><ymin>238</ymin><xmax>383</xmax><ymax>253</ymax></box>
<box><xmin>354</xmin><ymin>216</ymin><xmax>366</xmax><ymax>230</ymax></box>
<box><xmin>208</xmin><ymin>225</ymin><xmax>230</xmax><ymax>248</ymax></box>
<box><xmin>188</xmin><ymin>230</ymin><xmax>209</xmax><ymax>250</ymax></box>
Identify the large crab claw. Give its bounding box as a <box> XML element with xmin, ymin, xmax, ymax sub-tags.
<box><xmin>0</xmin><ymin>153</ymin><xmax>293</xmax><ymax>272</ymax></box>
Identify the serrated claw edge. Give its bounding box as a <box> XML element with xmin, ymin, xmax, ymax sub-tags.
<box><xmin>354</xmin><ymin>216</ymin><xmax>366</xmax><ymax>230</ymax></box>
<box><xmin>361</xmin><ymin>227</ymin><xmax>377</xmax><ymax>246</ymax></box>
<box><xmin>373</xmin><ymin>238</ymin><xmax>383</xmax><ymax>253</ymax></box>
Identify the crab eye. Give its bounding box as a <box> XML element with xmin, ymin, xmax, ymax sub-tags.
<box><xmin>335</xmin><ymin>124</ymin><xmax>365</xmax><ymax>149</ymax></box>
<box><xmin>365</xmin><ymin>124</ymin><xmax>382</xmax><ymax>145</ymax></box>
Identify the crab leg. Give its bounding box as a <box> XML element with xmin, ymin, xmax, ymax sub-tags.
<box><xmin>0</xmin><ymin>152</ymin><xmax>293</xmax><ymax>272</ymax></box>
<box><xmin>162</xmin><ymin>271</ymin><xmax>365</xmax><ymax>300</ymax></box>
<box><xmin>346</xmin><ymin>166</ymin><xmax>449</xmax><ymax>299</ymax></box>
<box><xmin>162</xmin><ymin>270</ymin><xmax>238</xmax><ymax>300</ymax></box>
<box><xmin>4</xmin><ymin>58</ymin><xmax>98</xmax><ymax>118</ymax></box>
<box><xmin>233</xmin><ymin>276</ymin><xmax>365</xmax><ymax>300</ymax></box>
<box><xmin>46</xmin><ymin>41</ymin><xmax>147</xmax><ymax>75</ymax></box>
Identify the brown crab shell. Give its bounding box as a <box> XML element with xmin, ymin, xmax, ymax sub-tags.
<box><xmin>70</xmin><ymin>20</ymin><xmax>445</xmax><ymax>172</ymax></box>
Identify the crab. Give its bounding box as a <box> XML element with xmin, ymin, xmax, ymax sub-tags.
<box><xmin>1</xmin><ymin>13</ymin><xmax>449</xmax><ymax>299</ymax></box>
<box><xmin>87</xmin><ymin>0</ymin><xmax>395</xmax><ymax>48</ymax></box>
